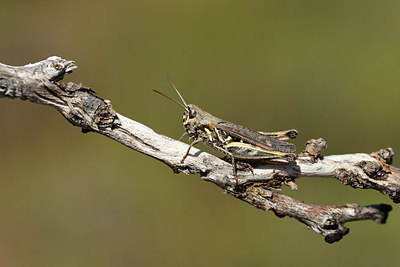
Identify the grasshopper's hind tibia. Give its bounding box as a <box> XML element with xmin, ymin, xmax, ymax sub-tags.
<box><xmin>258</xmin><ymin>129</ymin><xmax>298</xmax><ymax>141</ymax></box>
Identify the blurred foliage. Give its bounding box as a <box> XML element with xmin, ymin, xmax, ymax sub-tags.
<box><xmin>1</xmin><ymin>0</ymin><xmax>400</xmax><ymax>266</ymax></box>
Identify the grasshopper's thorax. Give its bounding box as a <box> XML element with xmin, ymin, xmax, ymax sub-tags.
<box><xmin>183</xmin><ymin>104</ymin><xmax>222</xmax><ymax>142</ymax></box>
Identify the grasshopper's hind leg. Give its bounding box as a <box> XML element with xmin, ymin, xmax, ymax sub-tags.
<box><xmin>258</xmin><ymin>129</ymin><xmax>298</xmax><ymax>140</ymax></box>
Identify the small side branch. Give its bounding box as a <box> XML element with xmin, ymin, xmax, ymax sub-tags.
<box><xmin>233</xmin><ymin>187</ymin><xmax>392</xmax><ymax>243</ymax></box>
<box><xmin>0</xmin><ymin>57</ymin><xmax>397</xmax><ymax>243</ymax></box>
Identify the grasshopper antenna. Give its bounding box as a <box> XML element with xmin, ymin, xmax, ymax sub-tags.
<box><xmin>166</xmin><ymin>75</ymin><xmax>188</xmax><ymax>107</ymax></box>
<box><xmin>152</xmin><ymin>89</ymin><xmax>188</xmax><ymax>110</ymax></box>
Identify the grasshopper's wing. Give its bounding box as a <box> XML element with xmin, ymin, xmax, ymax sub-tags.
<box><xmin>217</xmin><ymin>121</ymin><xmax>296</xmax><ymax>153</ymax></box>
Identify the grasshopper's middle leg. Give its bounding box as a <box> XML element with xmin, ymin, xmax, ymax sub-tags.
<box><xmin>230</xmin><ymin>156</ymin><xmax>239</xmax><ymax>186</ymax></box>
<box><xmin>229</xmin><ymin>157</ymin><xmax>254</xmax><ymax>186</ymax></box>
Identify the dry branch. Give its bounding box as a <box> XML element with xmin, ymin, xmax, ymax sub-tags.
<box><xmin>1</xmin><ymin>56</ymin><xmax>398</xmax><ymax>243</ymax></box>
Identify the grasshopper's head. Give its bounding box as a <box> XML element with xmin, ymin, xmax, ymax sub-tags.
<box><xmin>183</xmin><ymin>104</ymin><xmax>222</xmax><ymax>138</ymax></box>
<box><xmin>182</xmin><ymin>104</ymin><xmax>203</xmax><ymax>137</ymax></box>
<box><xmin>153</xmin><ymin>77</ymin><xmax>219</xmax><ymax>139</ymax></box>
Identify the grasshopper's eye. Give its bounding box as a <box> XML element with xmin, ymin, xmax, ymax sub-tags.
<box><xmin>287</xmin><ymin>130</ymin><xmax>298</xmax><ymax>139</ymax></box>
<box><xmin>188</xmin><ymin>109</ymin><xmax>197</xmax><ymax>119</ymax></box>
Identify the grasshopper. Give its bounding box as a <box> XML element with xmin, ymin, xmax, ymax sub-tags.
<box><xmin>153</xmin><ymin>79</ymin><xmax>298</xmax><ymax>179</ymax></box>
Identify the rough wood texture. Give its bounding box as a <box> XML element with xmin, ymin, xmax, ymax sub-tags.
<box><xmin>1</xmin><ymin>56</ymin><xmax>398</xmax><ymax>243</ymax></box>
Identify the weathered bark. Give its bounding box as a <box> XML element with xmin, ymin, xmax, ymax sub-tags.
<box><xmin>1</xmin><ymin>56</ymin><xmax>398</xmax><ymax>243</ymax></box>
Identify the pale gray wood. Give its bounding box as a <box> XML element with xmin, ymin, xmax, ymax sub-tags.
<box><xmin>1</xmin><ymin>57</ymin><xmax>397</xmax><ymax>243</ymax></box>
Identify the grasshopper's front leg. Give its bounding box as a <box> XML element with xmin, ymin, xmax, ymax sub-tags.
<box><xmin>178</xmin><ymin>132</ymin><xmax>187</xmax><ymax>141</ymax></box>
<box><xmin>180</xmin><ymin>139</ymin><xmax>201</xmax><ymax>163</ymax></box>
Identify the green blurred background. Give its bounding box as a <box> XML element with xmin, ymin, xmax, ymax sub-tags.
<box><xmin>1</xmin><ymin>0</ymin><xmax>400</xmax><ymax>266</ymax></box>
